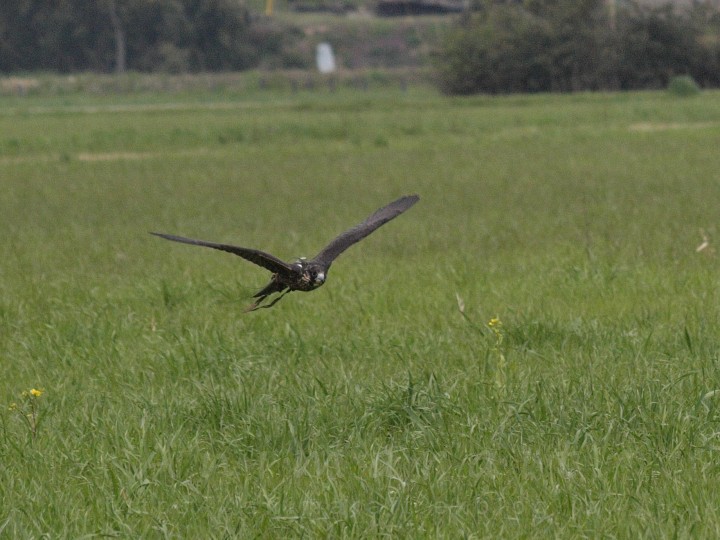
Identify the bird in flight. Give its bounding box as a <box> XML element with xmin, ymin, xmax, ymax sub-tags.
<box><xmin>151</xmin><ymin>194</ymin><xmax>419</xmax><ymax>311</ymax></box>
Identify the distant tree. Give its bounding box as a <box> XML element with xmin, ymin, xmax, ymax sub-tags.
<box><xmin>185</xmin><ymin>0</ymin><xmax>254</xmax><ymax>70</ymax></box>
<box><xmin>0</xmin><ymin>1</ymin><xmax>37</xmax><ymax>71</ymax></box>
<box><xmin>535</xmin><ymin>0</ymin><xmax>616</xmax><ymax>91</ymax></box>
<box><xmin>105</xmin><ymin>0</ymin><xmax>127</xmax><ymax>73</ymax></box>
<box><xmin>436</xmin><ymin>3</ymin><xmax>568</xmax><ymax>94</ymax></box>
<box><xmin>614</xmin><ymin>4</ymin><xmax>714</xmax><ymax>88</ymax></box>
<box><xmin>0</xmin><ymin>0</ymin><xmax>294</xmax><ymax>74</ymax></box>
<box><xmin>435</xmin><ymin>0</ymin><xmax>720</xmax><ymax>94</ymax></box>
<box><xmin>122</xmin><ymin>0</ymin><xmax>193</xmax><ymax>72</ymax></box>
<box><xmin>0</xmin><ymin>0</ymin><xmax>114</xmax><ymax>72</ymax></box>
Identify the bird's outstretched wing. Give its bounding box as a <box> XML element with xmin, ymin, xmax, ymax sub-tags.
<box><xmin>311</xmin><ymin>194</ymin><xmax>419</xmax><ymax>268</ymax></box>
<box><xmin>150</xmin><ymin>232</ymin><xmax>293</xmax><ymax>274</ymax></box>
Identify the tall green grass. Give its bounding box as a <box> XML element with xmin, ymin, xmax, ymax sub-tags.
<box><xmin>2</xmin><ymin>86</ymin><xmax>720</xmax><ymax>537</ymax></box>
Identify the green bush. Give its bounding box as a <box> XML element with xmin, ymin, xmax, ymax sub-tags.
<box><xmin>667</xmin><ymin>75</ymin><xmax>701</xmax><ymax>97</ymax></box>
<box><xmin>435</xmin><ymin>0</ymin><xmax>720</xmax><ymax>95</ymax></box>
<box><xmin>436</xmin><ymin>7</ymin><xmax>555</xmax><ymax>95</ymax></box>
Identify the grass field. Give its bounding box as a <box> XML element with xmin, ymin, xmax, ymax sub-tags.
<box><xmin>2</xmin><ymin>83</ymin><xmax>720</xmax><ymax>537</ymax></box>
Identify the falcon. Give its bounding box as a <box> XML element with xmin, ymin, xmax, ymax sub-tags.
<box><xmin>151</xmin><ymin>194</ymin><xmax>419</xmax><ymax>311</ymax></box>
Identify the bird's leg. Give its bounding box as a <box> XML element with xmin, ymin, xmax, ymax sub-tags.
<box><xmin>244</xmin><ymin>293</ymin><xmax>270</xmax><ymax>312</ymax></box>
<box><xmin>243</xmin><ymin>299</ymin><xmax>262</xmax><ymax>312</ymax></box>
<box><xmin>244</xmin><ymin>289</ymin><xmax>291</xmax><ymax>312</ymax></box>
<box><xmin>244</xmin><ymin>276</ymin><xmax>288</xmax><ymax>312</ymax></box>
<box><xmin>255</xmin><ymin>289</ymin><xmax>291</xmax><ymax>310</ymax></box>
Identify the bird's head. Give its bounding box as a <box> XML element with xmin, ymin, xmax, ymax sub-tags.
<box><xmin>293</xmin><ymin>258</ymin><xmax>326</xmax><ymax>289</ymax></box>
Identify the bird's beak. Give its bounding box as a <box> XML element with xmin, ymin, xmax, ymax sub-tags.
<box><xmin>317</xmin><ymin>272</ymin><xmax>326</xmax><ymax>284</ymax></box>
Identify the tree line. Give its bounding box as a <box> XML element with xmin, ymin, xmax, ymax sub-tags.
<box><xmin>3</xmin><ymin>0</ymin><xmax>720</xmax><ymax>96</ymax></box>
<box><xmin>0</xmin><ymin>0</ymin><xmax>298</xmax><ymax>73</ymax></box>
<box><xmin>435</xmin><ymin>0</ymin><xmax>720</xmax><ymax>94</ymax></box>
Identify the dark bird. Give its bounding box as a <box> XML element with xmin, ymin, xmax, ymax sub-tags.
<box><xmin>151</xmin><ymin>195</ymin><xmax>419</xmax><ymax>311</ymax></box>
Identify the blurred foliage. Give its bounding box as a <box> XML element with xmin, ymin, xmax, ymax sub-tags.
<box><xmin>667</xmin><ymin>74</ymin><xmax>701</xmax><ymax>97</ymax></box>
<box><xmin>435</xmin><ymin>0</ymin><xmax>720</xmax><ymax>95</ymax></box>
<box><xmin>0</xmin><ymin>0</ymin><xmax>307</xmax><ymax>73</ymax></box>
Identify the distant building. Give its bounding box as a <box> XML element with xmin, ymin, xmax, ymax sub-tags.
<box><xmin>376</xmin><ymin>0</ymin><xmax>466</xmax><ymax>16</ymax></box>
<box><xmin>374</xmin><ymin>0</ymin><xmax>719</xmax><ymax>17</ymax></box>
<box><xmin>636</xmin><ymin>0</ymin><xmax>719</xmax><ymax>6</ymax></box>
<box><xmin>374</xmin><ymin>0</ymin><xmax>720</xmax><ymax>17</ymax></box>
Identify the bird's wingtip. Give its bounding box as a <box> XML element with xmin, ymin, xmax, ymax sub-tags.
<box><xmin>403</xmin><ymin>194</ymin><xmax>420</xmax><ymax>205</ymax></box>
<box><xmin>150</xmin><ymin>232</ymin><xmax>174</xmax><ymax>241</ymax></box>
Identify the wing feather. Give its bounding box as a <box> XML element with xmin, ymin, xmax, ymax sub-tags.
<box><xmin>150</xmin><ymin>232</ymin><xmax>292</xmax><ymax>274</ymax></box>
<box><xmin>311</xmin><ymin>194</ymin><xmax>419</xmax><ymax>268</ymax></box>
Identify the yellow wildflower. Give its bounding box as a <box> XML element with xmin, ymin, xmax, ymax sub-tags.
<box><xmin>30</xmin><ymin>388</ymin><xmax>43</xmax><ymax>398</ymax></box>
<box><xmin>488</xmin><ymin>317</ymin><xmax>502</xmax><ymax>328</ymax></box>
